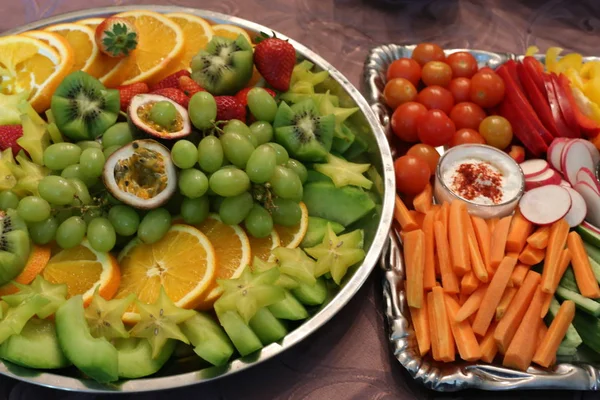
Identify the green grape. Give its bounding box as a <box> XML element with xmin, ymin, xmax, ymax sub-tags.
<box><xmin>270</xmin><ymin>198</ymin><xmax>302</xmax><ymax>226</ymax></box>
<box><xmin>269</xmin><ymin>166</ymin><xmax>303</xmax><ymax>201</ymax></box>
<box><xmin>87</xmin><ymin>217</ymin><xmax>117</xmax><ymax>252</ymax></box>
<box><xmin>223</xmin><ymin>120</ymin><xmax>256</xmax><ymax>146</ymax></box>
<box><xmin>37</xmin><ymin>176</ymin><xmax>76</xmax><ymax>206</ymax></box>
<box><xmin>247</xmin><ymin>88</ymin><xmax>277</xmax><ymax>122</ymax></box>
<box><xmin>178</xmin><ymin>168</ymin><xmax>209</xmax><ymax>199</ymax></box>
<box><xmin>106</xmin><ymin>193</ymin><xmax>123</xmax><ymax>205</ymax></box>
<box><xmin>0</xmin><ymin>191</ymin><xmax>19</xmax><ymax>210</ymax></box>
<box><xmin>56</xmin><ymin>216</ymin><xmax>86</xmax><ymax>249</ymax></box>
<box><xmin>245</xmin><ymin>144</ymin><xmax>276</xmax><ymax>184</ymax></box>
<box><xmin>79</xmin><ymin>148</ymin><xmax>105</xmax><ymax>179</ymax></box>
<box><xmin>43</xmin><ymin>143</ymin><xmax>82</xmax><ymax>171</ymax></box>
<box><xmin>171</xmin><ymin>140</ymin><xmax>198</xmax><ymax>169</ymax></box>
<box><xmin>102</xmin><ymin>122</ymin><xmax>133</xmax><ymax>148</ymax></box>
<box><xmin>219</xmin><ymin>192</ymin><xmax>253</xmax><ymax>225</ymax></box>
<box><xmin>68</xmin><ymin>178</ymin><xmax>92</xmax><ymax>205</ymax></box>
<box><xmin>209</xmin><ymin>168</ymin><xmax>250</xmax><ymax>197</ymax></box>
<box><xmin>267</xmin><ymin>143</ymin><xmax>289</xmax><ymax>165</ymax></box>
<box><xmin>61</xmin><ymin>164</ymin><xmax>98</xmax><ymax>187</ymax></box>
<box><xmin>17</xmin><ymin>196</ymin><xmax>51</xmax><ymax>223</ymax></box>
<box><xmin>77</xmin><ymin>141</ymin><xmax>102</xmax><ymax>151</ymax></box>
<box><xmin>29</xmin><ymin>216</ymin><xmax>58</xmax><ymax>245</ymax></box>
<box><xmin>103</xmin><ymin>145</ymin><xmax>122</xmax><ymax>159</ymax></box>
<box><xmin>220</xmin><ymin>131</ymin><xmax>255</xmax><ymax>169</ymax></box>
<box><xmin>197</xmin><ymin>135</ymin><xmax>223</xmax><ymax>173</ymax></box>
<box><xmin>54</xmin><ymin>209</ymin><xmax>74</xmax><ymax>225</ymax></box>
<box><xmin>82</xmin><ymin>208</ymin><xmax>104</xmax><ymax>224</ymax></box>
<box><xmin>150</xmin><ymin>101</ymin><xmax>177</xmax><ymax>128</ymax></box>
<box><xmin>180</xmin><ymin>196</ymin><xmax>210</xmax><ymax>224</ymax></box>
<box><xmin>108</xmin><ymin>205</ymin><xmax>140</xmax><ymax>236</ymax></box>
<box><xmin>189</xmin><ymin>92</ymin><xmax>217</xmax><ymax>130</ymax></box>
<box><xmin>244</xmin><ymin>204</ymin><xmax>273</xmax><ymax>238</ymax></box>
<box><xmin>285</xmin><ymin>159</ymin><xmax>308</xmax><ymax>184</ymax></box>
<box><xmin>249</xmin><ymin>121</ymin><xmax>274</xmax><ymax>145</ymax></box>
<box><xmin>137</xmin><ymin>208</ymin><xmax>171</xmax><ymax>244</ymax></box>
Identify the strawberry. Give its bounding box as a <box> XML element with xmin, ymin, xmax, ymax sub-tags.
<box><xmin>151</xmin><ymin>88</ymin><xmax>190</xmax><ymax>109</ymax></box>
<box><xmin>253</xmin><ymin>37</ymin><xmax>296</xmax><ymax>91</ymax></box>
<box><xmin>215</xmin><ymin>96</ymin><xmax>246</xmax><ymax>122</ymax></box>
<box><xmin>0</xmin><ymin>125</ymin><xmax>23</xmax><ymax>156</ymax></box>
<box><xmin>178</xmin><ymin>76</ymin><xmax>205</xmax><ymax>97</ymax></box>
<box><xmin>95</xmin><ymin>17</ymin><xmax>139</xmax><ymax>58</ymax></box>
<box><xmin>151</xmin><ymin>70</ymin><xmax>191</xmax><ymax>91</ymax></box>
<box><xmin>117</xmin><ymin>82</ymin><xmax>149</xmax><ymax>112</ymax></box>
<box><xmin>234</xmin><ymin>87</ymin><xmax>277</xmax><ymax>108</ymax></box>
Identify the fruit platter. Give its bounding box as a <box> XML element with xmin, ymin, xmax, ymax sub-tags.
<box><xmin>365</xmin><ymin>42</ymin><xmax>600</xmax><ymax>391</ymax></box>
<box><xmin>0</xmin><ymin>6</ymin><xmax>394</xmax><ymax>392</ymax></box>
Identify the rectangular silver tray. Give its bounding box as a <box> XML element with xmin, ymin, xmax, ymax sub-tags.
<box><xmin>363</xmin><ymin>43</ymin><xmax>600</xmax><ymax>391</ymax></box>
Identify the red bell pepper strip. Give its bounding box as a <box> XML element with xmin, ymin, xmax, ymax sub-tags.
<box><xmin>499</xmin><ymin>98</ymin><xmax>548</xmax><ymax>156</ymax></box>
<box><xmin>503</xmin><ymin>60</ymin><xmax>525</xmax><ymax>93</ymax></box>
<box><xmin>523</xmin><ymin>56</ymin><xmax>547</xmax><ymax>97</ymax></box>
<box><xmin>550</xmin><ymin>72</ymin><xmax>580</xmax><ymax>137</ymax></box>
<box><xmin>516</xmin><ymin>62</ymin><xmax>560</xmax><ymax>138</ymax></box>
<box><xmin>543</xmin><ymin>73</ymin><xmax>578</xmax><ymax>138</ymax></box>
<box><xmin>556</xmin><ymin>73</ymin><xmax>600</xmax><ymax>138</ymax></box>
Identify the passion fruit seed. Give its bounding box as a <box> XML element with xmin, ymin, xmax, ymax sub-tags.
<box><xmin>149</xmin><ymin>101</ymin><xmax>178</xmax><ymax>130</ymax></box>
<box><xmin>114</xmin><ymin>146</ymin><xmax>168</xmax><ymax>200</ymax></box>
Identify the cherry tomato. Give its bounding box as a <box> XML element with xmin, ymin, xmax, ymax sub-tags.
<box><xmin>384</xmin><ymin>78</ymin><xmax>417</xmax><ymax>109</ymax></box>
<box><xmin>394</xmin><ymin>155</ymin><xmax>431</xmax><ymax>195</ymax></box>
<box><xmin>446</xmin><ymin>52</ymin><xmax>478</xmax><ymax>78</ymax></box>
<box><xmin>448</xmin><ymin>78</ymin><xmax>471</xmax><ymax>103</ymax></box>
<box><xmin>470</xmin><ymin>69</ymin><xmax>506</xmax><ymax>108</ymax></box>
<box><xmin>479</xmin><ymin>115</ymin><xmax>513</xmax><ymax>149</ymax></box>
<box><xmin>407</xmin><ymin>143</ymin><xmax>440</xmax><ymax>175</ymax></box>
<box><xmin>386</xmin><ymin>58</ymin><xmax>421</xmax><ymax>87</ymax></box>
<box><xmin>416</xmin><ymin>85</ymin><xmax>455</xmax><ymax>114</ymax></box>
<box><xmin>421</xmin><ymin>61</ymin><xmax>453</xmax><ymax>87</ymax></box>
<box><xmin>412</xmin><ymin>43</ymin><xmax>446</xmax><ymax>66</ymax></box>
<box><xmin>417</xmin><ymin>109</ymin><xmax>456</xmax><ymax>147</ymax></box>
<box><xmin>449</xmin><ymin>128</ymin><xmax>486</xmax><ymax>147</ymax></box>
<box><xmin>391</xmin><ymin>102</ymin><xmax>428</xmax><ymax>142</ymax></box>
<box><xmin>449</xmin><ymin>102</ymin><xmax>487</xmax><ymax>130</ymax></box>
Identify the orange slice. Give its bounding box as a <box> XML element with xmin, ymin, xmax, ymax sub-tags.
<box><xmin>41</xmin><ymin>240</ymin><xmax>120</xmax><ymax>305</ymax></box>
<box><xmin>166</xmin><ymin>13</ymin><xmax>214</xmax><ymax>72</ymax></box>
<box><xmin>20</xmin><ymin>30</ymin><xmax>75</xmax><ymax>76</ymax></box>
<box><xmin>248</xmin><ymin>228</ymin><xmax>281</xmax><ymax>262</ymax></box>
<box><xmin>44</xmin><ymin>23</ymin><xmax>102</xmax><ymax>77</ymax></box>
<box><xmin>275</xmin><ymin>202</ymin><xmax>309</xmax><ymax>248</ymax></box>
<box><xmin>0</xmin><ymin>245</ymin><xmax>51</xmax><ymax>296</ymax></box>
<box><xmin>75</xmin><ymin>17</ymin><xmax>104</xmax><ymax>30</ymax></box>
<box><xmin>100</xmin><ymin>10</ymin><xmax>185</xmax><ymax>87</ymax></box>
<box><xmin>0</xmin><ymin>35</ymin><xmax>71</xmax><ymax>112</ymax></box>
<box><xmin>194</xmin><ymin>214</ymin><xmax>251</xmax><ymax>309</ymax></box>
<box><xmin>115</xmin><ymin>224</ymin><xmax>216</xmax><ymax>323</ymax></box>
<box><xmin>211</xmin><ymin>24</ymin><xmax>252</xmax><ymax>44</ymax></box>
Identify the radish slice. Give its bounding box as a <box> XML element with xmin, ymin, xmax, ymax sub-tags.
<box><xmin>548</xmin><ymin>138</ymin><xmax>568</xmax><ymax>172</ymax></box>
<box><xmin>562</xmin><ymin>140</ymin><xmax>595</xmax><ymax>185</ymax></box>
<box><xmin>574</xmin><ymin>182</ymin><xmax>600</xmax><ymax>228</ymax></box>
<box><xmin>519</xmin><ymin>185</ymin><xmax>572</xmax><ymax>225</ymax></box>
<box><xmin>559</xmin><ymin>179</ymin><xmax>571</xmax><ymax>188</ymax></box>
<box><xmin>580</xmin><ymin>139</ymin><xmax>600</xmax><ymax>166</ymax></box>
<box><xmin>519</xmin><ymin>159</ymin><xmax>549</xmax><ymax>178</ymax></box>
<box><xmin>581</xmin><ymin>220</ymin><xmax>600</xmax><ymax>235</ymax></box>
<box><xmin>564</xmin><ymin>187</ymin><xmax>587</xmax><ymax>227</ymax></box>
<box><xmin>576</xmin><ymin>167</ymin><xmax>600</xmax><ymax>194</ymax></box>
<box><xmin>524</xmin><ymin>168</ymin><xmax>561</xmax><ymax>191</ymax></box>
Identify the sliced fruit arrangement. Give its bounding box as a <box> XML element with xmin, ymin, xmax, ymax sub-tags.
<box><xmin>0</xmin><ymin>10</ymin><xmax>375</xmax><ymax>383</ymax></box>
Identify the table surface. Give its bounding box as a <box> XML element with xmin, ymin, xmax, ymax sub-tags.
<box><xmin>1</xmin><ymin>0</ymin><xmax>600</xmax><ymax>399</ymax></box>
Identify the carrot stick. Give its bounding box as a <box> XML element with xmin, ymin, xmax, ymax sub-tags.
<box><xmin>449</xmin><ymin>201</ymin><xmax>470</xmax><ymax>276</ymax></box>
<box><xmin>568</xmin><ymin>231</ymin><xmax>600</xmax><ymax>298</ymax></box>
<box><xmin>533</xmin><ymin>300</ymin><xmax>576</xmax><ymax>368</ymax></box>
<box><xmin>465</xmin><ymin>214</ymin><xmax>489</xmax><ymax>283</ymax></box>
<box><xmin>422</xmin><ymin>210</ymin><xmax>437</xmax><ymax>290</ymax></box>
<box><xmin>427</xmin><ymin>292</ymin><xmax>440</xmax><ymax>360</ymax></box>
<box><xmin>496</xmin><ymin>286</ymin><xmax>518</xmax><ymax>321</ymax></box>
<box><xmin>409</xmin><ymin>297</ymin><xmax>431</xmax><ymax>356</ymax></box>
<box><xmin>494</xmin><ymin>271</ymin><xmax>542</xmax><ymax>353</ymax></box>
<box><xmin>537</xmin><ymin>321</ymin><xmax>548</xmax><ymax>343</ymax></box>
<box><xmin>472</xmin><ymin>256</ymin><xmax>518</xmax><ymax>336</ymax></box>
<box><xmin>503</xmin><ymin>286</ymin><xmax>545</xmax><ymax>371</ymax></box>
<box><xmin>527</xmin><ymin>225</ymin><xmax>551</xmax><ymax>249</ymax></box>
<box><xmin>506</xmin><ymin>209</ymin><xmax>534</xmax><ymax>253</ymax></box>
<box><xmin>436</xmin><ymin>202</ymin><xmax>450</xmax><ymax>233</ymax></box>
<box><xmin>404</xmin><ymin>230</ymin><xmax>425</xmax><ymax>308</ymax></box>
<box><xmin>489</xmin><ymin>215</ymin><xmax>512</xmax><ymax>270</ymax></box>
<box><xmin>479</xmin><ymin>321</ymin><xmax>499</xmax><ymax>363</ymax></box>
<box><xmin>460</xmin><ymin>272</ymin><xmax>480</xmax><ymax>295</ymax></box>
<box><xmin>518</xmin><ymin>244</ymin><xmax>546</xmax><ymax>266</ymax></box>
<box><xmin>434</xmin><ymin>221</ymin><xmax>459</xmax><ymax>294</ymax></box>
<box><xmin>541</xmin><ymin>219</ymin><xmax>570</xmax><ymax>293</ymax></box>
<box><xmin>456</xmin><ymin>285</ymin><xmax>488</xmax><ymax>322</ymax></box>
<box><xmin>510</xmin><ymin>263</ymin><xmax>531</xmax><ymax>287</ymax></box>
<box><xmin>459</xmin><ymin>292</ymin><xmax>469</xmax><ymax>305</ymax></box>
<box><xmin>431</xmin><ymin>286</ymin><xmax>455</xmax><ymax>362</ymax></box>
<box><xmin>395</xmin><ymin>194</ymin><xmax>418</xmax><ymax>232</ymax></box>
<box><xmin>445</xmin><ymin>294</ymin><xmax>482</xmax><ymax>361</ymax></box>
<box><xmin>487</xmin><ymin>217</ymin><xmax>499</xmax><ymax>235</ymax></box>
<box><xmin>553</xmin><ymin>248</ymin><xmax>572</xmax><ymax>289</ymax></box>
<box><xmin>471</xmin><ymin>216</ymin><xmax>492</xmax><ymax>275</ymax></box>
<box><xmin>413</xmin><ymin>183</ymin><xmax>433</xmax><ymax>213</ymax></box>
<box><xmin>408</xmin><ymin>210</ymin><xmax>425</xmax><ymax>229</ymax></box>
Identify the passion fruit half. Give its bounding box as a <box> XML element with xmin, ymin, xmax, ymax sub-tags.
<box><xmin>128</xmin><ymin>94</ymin><xmax>191</xmax><ymax>140</ymax></box>
<box><xmin>103</xmin><ymin>139</ymin><xmax>176</xmax><ymax>209</ymax></box>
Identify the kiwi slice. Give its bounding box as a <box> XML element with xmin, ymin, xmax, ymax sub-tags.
<box><xmin>0</xmin><ymin>210</ymin><xmax>30</xmax><ymax>285</ymax></box>
<box><xmin>273</xmin><ymin>99</ymin><xmax>335</xmax><ymax>162</ymax></box>
<box><xmin>51</xmin><ymin>71</ymin><xmax>120</xmax><ymax>141</ymax></box>
<box><xmin>190</xmin><ymin>35</ymin><xmax>253</xmax><ymax>95</ymax></box>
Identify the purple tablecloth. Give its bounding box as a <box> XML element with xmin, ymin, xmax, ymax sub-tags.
<box><xmin>1</xmin><ymin>1</ymin><xmax>599</xmax><ymax>399</ymax></box>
